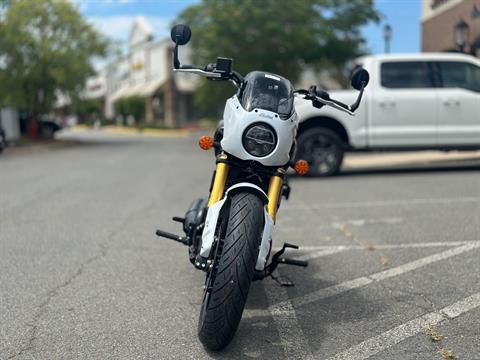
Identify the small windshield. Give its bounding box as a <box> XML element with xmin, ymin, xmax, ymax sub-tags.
<box><xmin>240</xmin><ymin>71</ymin><xmax>294</xmax><ymax>119</ymax></box>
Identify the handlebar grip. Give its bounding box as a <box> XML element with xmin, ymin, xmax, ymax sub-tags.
<box><xmin>278</xmin><ymin>257</ymin><xmax>308</xmax><ymax>267</ymax></box>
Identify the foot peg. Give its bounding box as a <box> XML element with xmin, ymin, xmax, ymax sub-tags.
<box><xmin>276</xmin><ymin>257</ymin><xmax>308</xmax><ymax>267</ymax></box>
<box><xmin>155</xmin><ymin>229</ymin><xmax>189</xmax><ymax>245</ymax></box>
<box><xmin>272</xmin><ymin>243</ymin><xmax>308</xmax><ymax>268</ymax></box>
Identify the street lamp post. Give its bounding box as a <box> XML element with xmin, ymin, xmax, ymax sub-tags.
<box><xmin>383</xmin><ymin>24</ymin><xmax>392</xmax><ymax>54</ymax></box>
<box><xmin>454</xmin><ymin>19</ymin><xmax>470</xmax><ymax>53</ymax></box>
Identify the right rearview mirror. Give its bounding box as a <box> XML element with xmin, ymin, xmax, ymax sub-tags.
<box><xmin>351</xmin><ymin>68</ymin><xmax>370</xmax><ymax>91</ymax></box>
<box><xmin>170</xmin><ymin>24</ymin><xmax>191</xmax><ymax>45</ymax></box>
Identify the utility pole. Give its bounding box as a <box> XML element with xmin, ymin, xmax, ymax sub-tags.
<box><xmin>383</xmin><ymin>24</ymin><xmax>392</xmax><ymax>54</ymax></box>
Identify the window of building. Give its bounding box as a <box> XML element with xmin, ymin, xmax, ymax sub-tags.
<box><xmin>381</xmin><ymin>61</ymin><xmax>434</xmax><ymax>89</ymax></box>
<box><xmin>436</xmin><ymin>61</ymin><xmax>480</xmax><ymax>92</ymax></box>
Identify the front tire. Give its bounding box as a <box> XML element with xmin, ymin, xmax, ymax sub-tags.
<box><xmin>198</xmin><ymin>192</ymin><xmax>264</xmax><ymax>350</ymax></box>
<box><xmin>296</xmin><ymin>127</ymin><xmax>345</xmax><ymax>177</ymax></box>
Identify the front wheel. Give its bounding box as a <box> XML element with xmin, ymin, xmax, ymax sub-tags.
<box><xmin>198</xmin><ymin>192</ymin><xmax>264</xmax><ymax>350</ymax></box>
<box><xmin>296</xmin><ymin>127</ymin><xmax>345</xmax><ymax>177</ymax></box>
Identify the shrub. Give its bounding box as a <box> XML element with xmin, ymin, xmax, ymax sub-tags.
<box><xmin>114</xmin><ymin>96</ymin><xmax>146</xmax><ymax>123</ymax></box>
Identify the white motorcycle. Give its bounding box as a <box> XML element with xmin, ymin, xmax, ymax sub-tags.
<box><xmin>156</xmin><ymin>24</ymin><xmax>370</xmax><ymax>350</ymax></box>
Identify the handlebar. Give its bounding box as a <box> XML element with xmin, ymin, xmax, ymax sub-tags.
<box><xmin>175</xmin><ymin>66</ymin><xmax>223</xmax><ymax>79</ymax></box>
<box><xmin>296</xmin><ymin>86</ymin><xmax>355</xmax><ymax>116</ymax></box>
<box><xmin>174</xmin><ymin>63</ymin><xmax>243</xmax><ymax>87</ymax></box>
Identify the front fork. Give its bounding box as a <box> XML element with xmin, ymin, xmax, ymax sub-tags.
<box><xmin>208</xmin><ymin>153</ymin><xmax>284</xmax><ymax>220</ymax></box>
<box><xmin>207</xmin><ymin>153</ymin><xmax>229</xmax><ymax>207</ymax></box>
<box><xmin>266</xmin><ymin>168</ymin><xmax>285</xmax><ymax>222</ymax></box>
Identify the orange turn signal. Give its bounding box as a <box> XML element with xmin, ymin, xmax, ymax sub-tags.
<box><xmin>198</xmin><ymin>136</ymin><xmax>214</xmax><ymax>150</ymax></box>
<box><xmin>294</xmin><ymin>160</ymin><xmax>309</xmax><ymax>175</ymax></box>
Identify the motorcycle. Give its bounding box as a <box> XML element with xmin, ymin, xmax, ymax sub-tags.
<box><xmin>156</xmin><ymin>24</ymin><xmax>370</xmax><ymax>350</ymax></box>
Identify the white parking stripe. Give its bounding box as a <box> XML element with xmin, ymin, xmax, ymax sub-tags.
<box><xmin>281</xmin><ymin>217</ymin><xmax>404</xmax><ymax>232</ymax></box>
<box><xmin>263</xmin><ymin>280</ymin><xmax>315</xmax><ymax>360</ymax></box>
<box><xmin>325</xmin><ymin>292</ymin><xmax>480</xmax><ymax>360</ymax></box>
<box><xmin>294</xmin><ymin>246</ymin><xmax>348</xmax><ymax>261</ymax></box>
<box><xmin>368</xmin><ymin>242</ymin><xmax>480</xmax><ymax>282</ymax></box>
<box><xmin>245</xmin><ymin>241</ymin><xmax>480</xmax><ymax>319</ymax></box>
<box><xmin>285</xmin><ymin>240</ymin><xmax>475</xmax><ymax>253</ymax></box>
<box><xmin>283</xmin><ymin>196</ymin><xmax>480</xmax><ymax>210</ymax></box>
<box><xmin>270</xmin><ymin>242</ymin><xmax>480</xmax><ymax>310</ymax></box>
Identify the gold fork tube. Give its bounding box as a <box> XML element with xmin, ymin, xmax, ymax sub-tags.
<box><xmin>267</xmin><ymin>169</ymin><xmax>285</xmax><ymax>222</ymax></box>
<box><xmin>207</xmin><ymin>153</ymin><xmax>229</xmax><ymax>207</ymax></box>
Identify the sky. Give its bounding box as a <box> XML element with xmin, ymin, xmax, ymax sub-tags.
<box><xmin>79</xmin><ymin>0</ymin><xmax>422</xmax><ymax>55</ymax></box>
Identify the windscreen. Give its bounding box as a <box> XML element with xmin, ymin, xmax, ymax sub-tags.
<box><xmin>240</xmin><ymin>71</ymin><xmax>293</xmax><ymax>119</ymax></box>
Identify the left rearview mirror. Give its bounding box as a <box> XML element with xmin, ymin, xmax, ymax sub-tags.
<box><xmin>351</xmin><ymin>68</ymin><xmax>370</xmax><ymax>91</ymax></box>
<box><xmin>170</xmin><ymin>24</ymin><xmax>191</xmax><ymax>45</ymax></box>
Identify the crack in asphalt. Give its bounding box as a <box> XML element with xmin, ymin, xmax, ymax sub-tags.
<box><xmin>6</xmin><ymin>244</ymin><xmax>109</xmax><ymax>360</ymax></box>
<box><xmin>375</xmin><ymin>281</ymin><xmax>439</xmax><ymax>313</ymax></box>
<box><xmin>6</xmin><ymin>199</ymin><xmax>156</xmax><ymax>359</ymax></box>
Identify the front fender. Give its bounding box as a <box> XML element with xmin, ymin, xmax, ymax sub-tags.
<box><xmin>226</xmin><ymin>183</ymin><xmax>268</xmax><ymax>204</ymax></box>
<box><xmin>200</xmin><ymin>183</ymin><xmax>273</xmax><ymax>271</ymax></box>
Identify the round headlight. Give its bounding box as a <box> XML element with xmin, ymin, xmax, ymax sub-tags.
<box><xmin>242</xmin><ymin>123</ymin><xmax>277</xmax><ymax>157</ymax></box>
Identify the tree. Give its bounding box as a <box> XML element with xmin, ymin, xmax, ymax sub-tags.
<box><xmin>177</xmin><ymin>0</ymin><xmax>380</xmax><ymax>114</ymax></box>
<box><xmin>0</xmin><ymin>0</ymin><xmax>108</xmax><ymax>120</ymax></box>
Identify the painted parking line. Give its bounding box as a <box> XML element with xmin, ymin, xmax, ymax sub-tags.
<box><xmin>244</xmin><ymin>240</ymin><xmax>480</xmax><ymax>349</ymax></box>
<box><xmin>245</xmin><ymin>241</ymin><xmax>479</xmax><ymax>319</ymax></box>
<box><xmin>281</xmin><ymin>217</ymin><xmax>404</xmax><ymax>232</ymax></box>
<box><xmin>294</xmin><ymin>246</ymin><xmax>349</xmax><ymax>261</ymax></box>
<box><xmin>294</xmin><ymin>241</ymin><xmax>473</xmax><ymax>251</ymax></box>
<box><xmin>291</xmin><ymin>241</ymin><xmax>476</xmax><ymax>260</ymax></box>
<box><xmin>270</xmin><ymin>242</ymin><xmax>480</xmax><ymax>310</ymax></box>
<box><xmin>325</xmin><ymin>292</ymin><xmax>480</xmax><ymax>360</ymax></box>
<box><xmin>264</xmin><ymin>243</ymin><xmax>478</xmax><ymax>359</ymax></box>
<box><xmin>283</xmin><ymin>196</ymin><xmax>480</xmax><ymax>210</ymax></box>
<box><xmin>263</xmin><ymin>279</ymin><xmax>315</xmax><ymax>360</ymax></box>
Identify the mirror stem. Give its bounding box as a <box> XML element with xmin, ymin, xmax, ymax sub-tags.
<box><xmin>349</xmin><ymin>82</ymin><xmax>366</xmax><ymax>112</ymax></box>
<box><xmin>173</xmin><ymin>42</ymin><xmax>180</xmax><ymax>69</ymax></box>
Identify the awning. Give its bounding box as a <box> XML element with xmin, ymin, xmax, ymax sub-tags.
<box><xmin>110</xmin><ymin>73</ymin><xmax>199</xmax><ymax>102</ymax></box>
<box><xmin>110</xmin><ymin>78</ymin><xmax>166</xmax><ymax>101</ymax></box>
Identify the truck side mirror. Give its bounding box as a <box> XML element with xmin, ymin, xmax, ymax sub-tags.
<box><xmin>351</xmin><ymin>68</ymin><xmax>370</xmax><ymax>91</ymax></box>
<box><xmin>170</xmin><ymin>24</ymin><xmax>191</xmax><ymax>45</ymax></box>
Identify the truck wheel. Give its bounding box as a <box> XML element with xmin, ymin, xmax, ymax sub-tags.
<box><xmin>296</xmin><ymin>127</ymin><xmax>344</xmax><ymax>176</ymax></box>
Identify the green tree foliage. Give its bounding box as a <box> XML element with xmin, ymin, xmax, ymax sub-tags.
<box><xmin>71</xmin><ymin>98</ymin><xmax>103</xmax><ymax>123</ymax></box>
<box><xmin>114</xmin><ymin>96</ymin><xmax>146</xmax><ymax>123</ymax></box>
<box><xmin>177</xmin><ymin>0</ymin><xmax>380</xmax><ymax>114</ymax></box>
<box><xmin>0</xmin><ymin>0</ymin><xmax>108</xmax><ymax>118</ymax></box>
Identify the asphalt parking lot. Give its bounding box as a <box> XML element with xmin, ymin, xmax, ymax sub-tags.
<box><xmin>1</xmin><ymin>130</ymin><xmax>479</xmax><ymax>359</ymax></box>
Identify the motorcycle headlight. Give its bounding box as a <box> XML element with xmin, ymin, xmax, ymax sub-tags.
<box><xmin>242</xmin><ymin>123</ymin><xmax>277</xmax><ymax>157</ymax></box>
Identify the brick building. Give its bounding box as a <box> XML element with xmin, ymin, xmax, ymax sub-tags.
<box><xmin>85</xmin><ymin>17</ymin><xmax>197</xmax><ymax>127</ymax></box>
<box><xmin>422</xmin><ymin>0</ymin><xmax>480</xmax><ymax>56</ymax></box>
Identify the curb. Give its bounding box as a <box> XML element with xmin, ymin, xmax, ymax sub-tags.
<box><xmin>344</xmin><ymin>151</ymin><xmax>480</xmax><ymax>168</ymax></box>
<box><xmin>72</xmin><ymin>125</ymin><xmax>192</xmax><ymax>138</ymax></box>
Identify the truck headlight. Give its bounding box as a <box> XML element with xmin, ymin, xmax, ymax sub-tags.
<box><xmin>242</xmin><ymin>123</ymin><xmax>277</xmax><ymax>157</ymax></box>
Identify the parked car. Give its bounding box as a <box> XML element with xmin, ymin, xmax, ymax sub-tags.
<box><xmin>38</xmin><ymin>115</ymin><xmax>63</xmax><ymax>139</ymax></box>
<box><xmin>294</xmin><ymin>53</ymin><xmax>480</xmax><ymax>176</ymax></box>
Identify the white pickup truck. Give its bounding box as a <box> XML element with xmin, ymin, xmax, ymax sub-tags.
<box><xmin>294</xmin><ymin>53</ymin><xmax>480</xmax><ymax>176</ymax></box>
